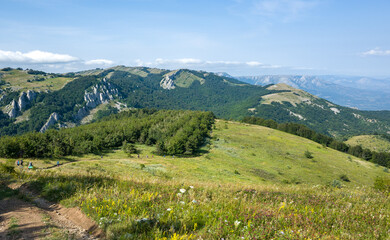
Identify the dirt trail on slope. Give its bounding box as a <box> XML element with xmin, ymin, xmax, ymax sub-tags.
<box><xmin>0</xmin><ymin>197</ymin><xmax>50</xmax><ymax>239</ymax></box>
<box><xmin>0</xmin><ymin>183</ymin><xmax>104</xmax><ymax>239</ymax></box>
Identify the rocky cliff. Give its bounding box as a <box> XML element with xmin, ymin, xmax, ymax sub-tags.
<box><xmin>160</xmin><ymin>71</ymin><xmax>180</xmax><ymax>90</ymax></box>
<box><xmin>75</xmin><ymin>78</ymin><xmax>119</xmax><ymax>120</ymax></box>
<box><xmin>40</xmin><ymin>112</ymin><xmax>60</xmax><ymax>132</ymax></box>
<box><xmin>4</xmin><ymin>90</ymin><xmax>37</xmax><ymax>118</ymax></box>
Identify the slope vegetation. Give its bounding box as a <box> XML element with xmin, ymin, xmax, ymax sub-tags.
<box><xmin>346</xmin><ymin>135</ymin><xmax>390</xmax><ymax>153</ymax></box>
<box><xmin>1</xmin><ymin>67</ymin><xmax>390</xmax><ymax>139</ymax></box>
<box><xmin>1</xmin><ymin>119</ymin><xmax>389</xmax><ymax>239</ymax></box>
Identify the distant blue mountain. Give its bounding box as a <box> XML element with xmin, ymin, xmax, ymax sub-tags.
<box><xmin>234</xmin><ymin>75</ymin><xmax>390</xmax><ymax>111</ymax></box>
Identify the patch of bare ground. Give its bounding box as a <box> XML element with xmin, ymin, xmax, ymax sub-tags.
<box><xmin>0</xmin><ymin>183</ymin><xmax>104</xmax><ymax>239</ymax></box>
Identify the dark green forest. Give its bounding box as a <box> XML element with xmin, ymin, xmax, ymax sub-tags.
<box><xmin>0</xmin><ymin>109</ymin><xmax>214</xmax><ymax>158</ymax></box>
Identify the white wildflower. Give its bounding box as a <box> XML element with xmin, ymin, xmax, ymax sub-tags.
<box><xmin>234</xmin><ymin>220</ymin><xmax>241</xmax><ymax>227</ymax></box>
<box><xmin>167</xmin><ymin>208</ymin><xmax>172</xmax><ymax>211</ymax></box>
<box><xmin>179</xmin><ymin>188</ymin><xmax>186</xmax><ymax>193</ymax></box>
<box><xmin>189</xmin><ymin>186</ymin><xmax>194</xmax><ymax>189</ymax></box>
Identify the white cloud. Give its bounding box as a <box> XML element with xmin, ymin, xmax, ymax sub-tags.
<box><xmin>85</xmin><ymin>59</ymin><xmax>114</xmax><ymax>65</ymax></box>
<box><xmin>246</xmin><ymin>61</ymin><xmax>263</xmax><ymax>66</ymax></box>
<box><xmin>362</xmin><ymin>48</ymin><xmax>390</xmax><ymax>56</ymax></box>
<box><xmin>0</xmin><ymin>50</ymin><xmax>78</xmax><ymax>63</ymax></box>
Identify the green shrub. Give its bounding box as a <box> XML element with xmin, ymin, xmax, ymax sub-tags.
<box><xmin>331</xmin><ymin>179</ymin><xmax>342</xmax><ymax>188</ymax></box>
<box><xmin>339</xmin><ymin>174</ymin><xmax>350</xmax><ymax>182</ymax></box>
<box><xmin>304</xmin><ymin>150</ymin><xmax>313</xmax><ymax>159</ymax></box>
<box><xmin>122</xmin><ymin>141</ymin><xmax>138</xmax><ymax>156</ymax></box>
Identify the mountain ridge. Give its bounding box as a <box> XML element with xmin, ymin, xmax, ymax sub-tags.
<box><xmin>236</xmin><ymin>74</ymin><xmax>390</xmax><ymax>110</ymax></box>
<box><xmin>1</xmin><ymin>66</ymin><xmax>390</xmax><ymax>138</ymax></box>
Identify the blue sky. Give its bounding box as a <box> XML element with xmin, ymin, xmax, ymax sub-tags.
<box><xmin>1</xmin><ymin>0</ymin><xmax>390</xmax><ymax>76</ymax></box>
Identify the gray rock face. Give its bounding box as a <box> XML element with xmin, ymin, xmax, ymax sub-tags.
<box><xmin>18</xmin><ymin>92</ymin><xmax>28</xmax><ymax>111</ymax></box>
<box><xmin>160</xmin><ymin>75</ymin><xmax>176</xmax><ymax>90</ymax></box>
<box><xmin>75</xmin><ymin>78</ymin><xmax>119</xmax><ymax>120</ymax></box>
<box><xmin>40</xmin><ymin>112</ymin><xmax>60</xmax><ymax>132</ymax></box>
<box><xmin>4</xmin><ymin>90</ymin><xmax>37</xmax><ymax>118</ymax></box>
<box><xmin>26</xmin><ymin>90</ymin><xmax>36</xmax><ymax>101</ymax></box>
<box><xmin>6</xmin><ymin>100</ymin><xmax>19</xmax><ymax>118</ymax></box>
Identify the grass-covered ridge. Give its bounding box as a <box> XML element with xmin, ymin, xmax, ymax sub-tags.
<box><xmin>1</xmin><ymin>120</ymin><xmax>389</xmax><ymax>239</ymax></box>
<box><xmin>0</xmin><ymin>68</ymin><xmax>74</xmax><ymax>91</ymax></box>
<box><xmin>346</xmin><ymin>135</ymin><xmax>390</xmax><ymax>153</ymax></box>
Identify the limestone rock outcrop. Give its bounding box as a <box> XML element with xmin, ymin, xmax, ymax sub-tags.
<box><xmin>74</xmin><ymin>78</ymin><xmax>119</xmax><ymax>121</ymax></box>
<box><xmin>160</xmin><ymin>74</ymin><xmax>176</xmax><ymax>90</ymax></box>
<box><xmin>4</xmin><ymin>90</ymin><xmax>37</xmax><ymax>118</ymax></box>
<box><xmin>40</xmin><ymin>112</ymin><xmax>60</xmax><ymax>132</ymax></box>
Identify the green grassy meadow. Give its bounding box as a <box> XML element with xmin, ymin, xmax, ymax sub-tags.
<box><xmin>346</xmin><ymin>135</ymin><xmax>390</xmax><ymax>153</ymax></box>
<box><xmin>1</xmin><ymin>120</ymin><xmax>389</xmax><ymax>239</ymax></box>
<box><xmin>0</xmin><ymin>69</ymin><xmax>74</xmax><ymax>91</ymax></box>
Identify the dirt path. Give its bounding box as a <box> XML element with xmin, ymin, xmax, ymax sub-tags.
<box><xmin>0</xmin><ymin>197</ymin><xmax>51</xmax><ymax>239</ymax></box>
<box><xmin>0</xmin><ymin>183</ymin><xmax>104</xmax><ymax>239</ymax></box>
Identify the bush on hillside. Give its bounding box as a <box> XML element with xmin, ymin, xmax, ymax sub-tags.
<box><xmin>304</xmin><ymin>150</ymin><xmax>313</xmax><ymax>159</ymax></box>
<box><xmin>339</xmin><ymin>174</ymin><xmax>350</xmax><ymax>182</ymax></box>
<box><xmin>122</xmin><ymin>141</ymin><xmax>138</xmax><ymax>156</ymax></box>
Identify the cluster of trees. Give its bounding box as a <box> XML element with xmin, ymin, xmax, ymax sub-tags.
<box><xmin>27</xmin><ymin>69</ymin><xmax>47</xmax><ymax>75</ymax></box>
<box><xmin>0</xmin><ymin>109</ymin><xmax>214</xmax><ymax>158</ymax></box>
<box><xmin>242</xmin><ymin>116</ymin><xmax>390</xmax><ymax>168</ymax></box>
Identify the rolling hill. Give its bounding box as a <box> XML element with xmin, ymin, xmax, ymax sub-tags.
<box><xmin>1</xmin><ymin>66</ymin><xmax>390</xmax><ymax>138</ymax></box>
<box><xmin>237</xmin><ymin>74</ymin><xmax>390</xmax><ymax>110</ymax></box>
<box><xmin>346</xmin><ymin>135</ymin><xmax>390</xmax><ymax>153</ymax></box>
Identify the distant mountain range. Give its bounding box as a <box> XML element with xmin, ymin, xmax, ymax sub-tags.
<box><xmin>234</xmin><ymin>75</ymin><xmax>390</xmax><ymax>111</ymax></box>
<box><xmin>1</xmin><ymin>66</ymin><xmax>390</xmax><ymax>138</ymax></box>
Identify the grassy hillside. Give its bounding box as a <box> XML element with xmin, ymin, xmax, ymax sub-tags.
<box><xmin>346</xmin><ymin>135</ymin><xmax>390</xmax><ymax>153</ymax></box>
<box><xmin>1</xmin><ymin>120</ymin><xmax>389</xmax><ymax>239</ymax></box>
<box><xmin>0</xmin><ymin>68</ymin><xmax>74</xmax><ymax>91</ymax></box>
<box><xmin>2</xmin><ymin>120</ymin><xmax>387</xmax><ymax>186</ymax></box>
<box><xmin>255</xmin><ymin>83</ymin><xmax>390</xmax><ymax>137</ymax></box>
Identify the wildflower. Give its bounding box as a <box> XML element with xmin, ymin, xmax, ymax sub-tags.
<box><xmin>280</xmin><ymin>230</ymin><xmax>284</xmax><ymax>235</ymax></box>
<box><xmin>180</xmin><ymin>201</ymin><xmax>185</xmax><ymax>205</ymax></box>
<box><xmin>180</xmin><ymin>188</ymin><xmax>186</xmax><ymax>193</ymax></box>
<box><xmin>167</xmin><ymin>208</ymin><xmax>172</xmax><ymax>211</ymax></box>
<box><xmin>177</xmin><ymin>193</ymin><xmax>183</xmax><ymax>197</ymax></box>
<box><xmin>278</xmin><ymin>202</ymin><xmax>286</xmax><ymax>211</ymax></box>
<box><xmin>234</xmin><ymin>220</ymin><xmax>241</xmax><ymax>228</ymax></box>
<box><xmin>192</xmin><ymin>200</ymin><xmax>197</xmax><ymax>204</ymax></box>
<box><xmin>189</xmin><ymin>186</ymin><xmax>194</xmax><ymax>189</ymax></box>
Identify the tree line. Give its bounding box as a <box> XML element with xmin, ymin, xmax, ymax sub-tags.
<box><xmin>242</xmin><ymin>116</ymin><xmax>390</xmax><ymax>168</ymax></box>
<box><xmin>0</xmin><ymin>109</ymin><xmax>215</xmax><ymax>158</ymax></box>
